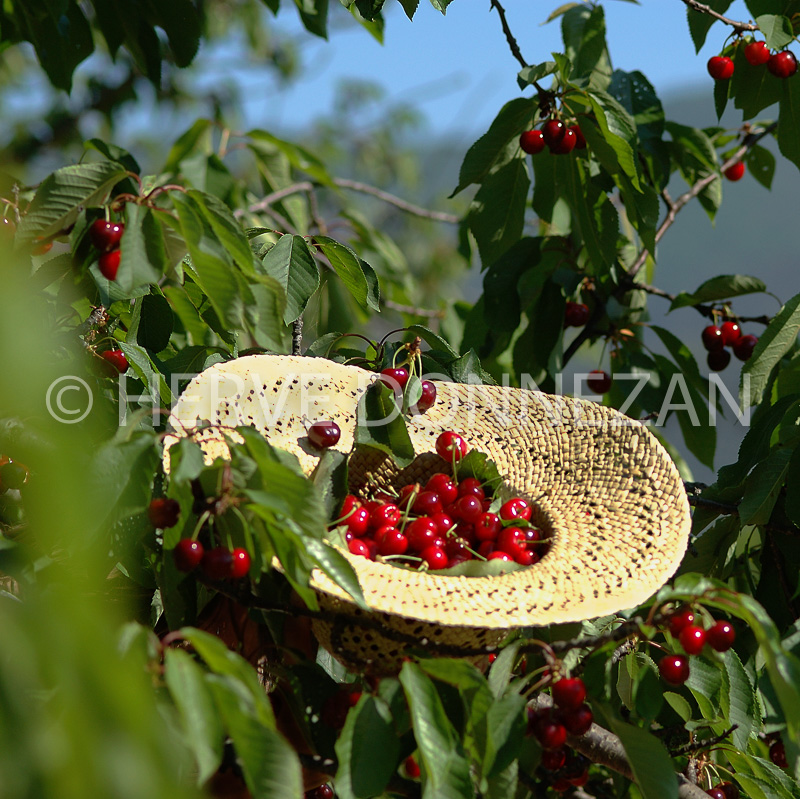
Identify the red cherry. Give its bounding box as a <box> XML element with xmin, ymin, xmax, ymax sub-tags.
<box><xmin>378</xmin><ymin>367</ymin><xmax>409</xmax><ymax>391</ymax></box>
<box><xmin>551</xmin><ymin>778</ymin><xmax>572</xmax><ymax>792</ymax></box>
<box><xmin>668</xmin><ymin>606</ymin><xmax>695</xmax><ymax>636</ymax></box>
<box><xmin>148</xmin><ymin>498</ymin><xmax>180</xmax><ymax>528</ymax></box>
<box><xmin>768</xmin><ymin>50</ymin><xmax>798</xmax><ymax>78</ymax></box>
<box><xmin>724</xmin><ymin>162</ymin><xmax>745</xmax><ymax>182</ymax></box>
<box><xmin>570</xmin><ymin>125</ymin><xmax>587</xmax><ymax>149</ymax></box>
<box><xmin>561</xmin><ymin>703</ymin><xmax>593</xmax><ymax>735</ymax></box>
<box><xmin>679</xmin><ymin>625</ymin><xmax>707</xmax><ymax>655</ymax></box>
<box><xmin>542</xmin><ymin>119</ymin><xmax>566</xmax><ymax>147</ymax></box>
<box><xmin>89</xmin><ymin>219</ymin><xmax>125</xmax><ymax>251</ymax></box>
<box><xmin>431</xmin><ymin>511</ymin><xmax>455</xmax><ymax>536</ymax></box>
<box><xmin>413</xmin><ymin>380</ymin><xmax>437</xmax><ymax>413</ymax></box>
<box><xmin>369</xmin><ymin>503</ymin><xmax>402</xmax><ymax>530</ymax></box>
<box><xmin>230</xmin><ymin>548</ymin><xmax>251</xmax><ymax>578</ymax></box>
<box><xmin>550</xmin><ymin>127</ymin><xmax>577</xmax><ymax>154</ymax></box>
<box><xmin>475</xmin><ymin>512</ymin><xmax>501</xmax><ymax>541</ymax></box>
<box><xmin>769</xmin><ymin>740</ymin><xmax>788</xmax><ymax>768</ymax></box>
<box><xmin>513</xmin><ymin>548</ymin><xmax>536</xmax><ymax>565</ymax></box>
<box><xmin>435</xmin><ymin>431</ymin><xmax>468</xmax><ymax>462</ymax></box>
<box><xmin>520</xmin><ymin>130</ymin><xmax>546</xmax><ymax>155</ymax></box>
<box><xmin>98</xmin><ymin>249</ymin><xmax>121</xmax><ymax>281</ymax></box>
<box><xmin>541</xmin><ymin>748</ymin><xmax>567</xmax><ymax>770</ymax></box>
<box><xmin>720</xmin><ymin>321</ymin><xmax>742</xmax><ymax>346</ymax></box>
<box><xmin>744</xmin><ymin>40</ymin><xmax>770</xmax><ymax>66</ymax></box>
<box><xmin>1</xmin><ymin>217</ymin><xmax>15</xmax><ymax>236</ymax></box>
<box><xmin>701</xmin><ymin>325</ymin><xmax>725</xmax><ymax>352</ymax></box>
<box><xmin>707</xmin><ymin>789</ymin><xmax>726</xmax><ymax>799</ymax></box>
<box><xmin>499</xmin><ymin>497</ymin><xmax>531</xmax><ymax>522</ymax></box>
<box><xmin>534</xmin><ymin>719</ymin><xmax>568</xmax><ymax>750</ymax></box>
<box><xmin>707</xmin><ymin>349</ymin><xmax>731</xmax><ymax>372</ymax></box>
<box><xmin>173</xmin><ymin>539</ymin><xmax>204</xmax><ymax>572</ymax></box>
<box><xmin>346</xmin><ymin>507</ymin><xmax>370</xmax><ymax>537</ymax></box>
<box><xmin>552</xmin><ymin>677</ymin><xmax>587</xmax><ymax>711</ymax></box>
<box><xmin>101</xmin><ymin>349</ymin><xmax>129</xmax><ymax>373</ymax></box>
<box><xmin>426</xmin><ymin>473</ymin><xmax>458</xmax><ymax>505</ymax></box>
<box><xmin>488</xmin><ymin>551</ymin><xmax>512</xmax><ymax>561</ymax></box>
<box><xmin>496</xmin><ymin>526</ymin><xmax>526</xmax><ymax>555</ymax></box>
<box><xmin>707</xmin><ymin>620</ymin><xmax>736</xmax><ymax>652</ymax></box>
<box><xmin>406</xmin><ymin>517</ymin><xmax>439</xmax><ymax>551</ymax></box>
<box><xmin>733</xmin><ymin>334</ymin><xmax>758</xmax><ymax>361</ymax></box>
<box><xmin>707</xmin><ymin>55</ymin><xmax>734</xmax><ymax>80</ymax></box>
<box><xmin>404</xmin><ymin>755</ymin><xmax>421</xmax><ymax>779</ymax></box>
<box><xmin>420</xmin><ymin>545</ymin><xmax>449</xmax><ymax>570</ymax></box>
<box><xmin>307</xmin><ymin>420</ymin><xmax>341</xmax><ymax>449</ymax></box>
<box><xmin>310</xmin><ymin>784</ymin><xmax>335</xmax><ymax>799</ymax></box>
<box><xmin>564</xmin><ymin>301</ymin><xmax>590</xmax><ymax>328</ymax></box>
<box><xmin>586</xmin><ymin>370</ymin><xmax>612</xmax><ymax>395</ymax></box>
<box><xmin>412</xmin><ymin>490</ymin><xmax>443</xmax><ymax>517</ymax></box>
<box><xmin>658</xmin><ymin>654</ymin><xmax>690</xmax><ymax>685</ymax></box>
<box><xmin>348</xmin><ymin>538</ymin><xmax>371</xmax><ymax>558</ymax></box>
<box><xmin>457</xmin><ymin>477</ymin><xmax>484</xmax><ymax>500</ymax></box>
<box><xmin>718</xmin><ymin>782</ymin><xmax>740</xmax><ymax>799</ymax></box>
<box><xmin>453</xmin><ymin>494</ymin><xmax>483</xmax><ymax>524</ymax></box>
<box><xmin>375</xmin><ymin>526</ymin><xmax>408</xmax><ymax>556</ymax></box>
<box><xmin>340</xmin><ymin>494</ymin><xmax>361</xmax><ymax>517</ymax></box>
<box><xmin>202</xmin><ymin>546</ymin><xmax>234</xmax><ymax>580</ymax></box>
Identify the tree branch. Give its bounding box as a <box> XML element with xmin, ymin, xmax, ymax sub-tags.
<box><xmin>489</xmin><ymin>0</ymin><xmax>528</xmax><ymax>69</ymax></box>
<box><xmin>239</xmin><ymin>178</ymin><xmax>459</xmax><ymax>225</ymax></box>
<box><xmin>678</xmin><ymin>0</ymin><xmax>758</xmax><ymax>33</ymax></box>
<box><xmin>382</xmin><ymin>299</ymin><xmax>446</xmax><ymax>319</ymax></box>
<box><xmin>637</xmin><ymin>283</ymin><xmax>772</xmax><ymax>324</ymax></box>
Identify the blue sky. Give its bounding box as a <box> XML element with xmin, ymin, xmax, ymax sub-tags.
<box><xmin>234</xmin><ymin>0</ymin><xmax>754</xmax><ymax>135</ymax></box>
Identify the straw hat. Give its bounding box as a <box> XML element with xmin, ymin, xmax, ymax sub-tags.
<box><xmin>166</xmin><ymin>355</ymin><xmax>691</xmax><ymax>672</ymax></box>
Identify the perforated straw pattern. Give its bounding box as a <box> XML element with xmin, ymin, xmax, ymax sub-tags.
<box><xmin>167</xmin><ymin>355</ymin><xmax>690</xmax><ymax>638</ymax></box>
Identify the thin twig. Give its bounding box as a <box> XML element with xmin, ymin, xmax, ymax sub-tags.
<box><xmin>668</xmin><ymin>726</ymin><xmax>738</xmax><ymax>757</ymax></box>
<box><xmin>292</xmin><ymin>318</ymin><xmax>303</xmax><ymax>356</ymax></box>
<box><xmin>635</xmin><ymin>284</ymin><xmax>771</xmax><ymax>324</ymax></box>
<box><xmin>678</xmin><ymin>0</ymin><xmax>758</xmax><ymax>33</ymax></box>
<box><xmin>489</xmin><ymin>0</ymin><xmax>528</xmax><ymax>69</ymax></box>
<box><xmin>240</xmin><ymin>179</ymin><xmax>459</xmax><ymax>225</ymax></box>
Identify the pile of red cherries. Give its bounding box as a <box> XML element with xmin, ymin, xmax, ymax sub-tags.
<box><xmin>332</xmin><ymin>431</ymin><xmax>551</xmax><ymax>571</ymax></box>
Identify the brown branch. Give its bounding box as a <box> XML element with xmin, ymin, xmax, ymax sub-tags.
<box><xmin>678</xmin><ymin>0</ymin><xmax>758</xmax><ymax>33</ymax></box>
<box><xmin>292</xmin><ymin>317</ymin><xmax>303</xmax><ymax>356</ymax></box>
<box><xmin>637</xmin><ymin>284</ymin><xmax>774</xmax><ymax>325</ymax></box>
<box><xmin>532</xmin><ymin>695</ymin><xmax>711</xmax><ymax>799</ymax></box>
<box><xmin>668</xmin><ymin>726</ymin><xmax>738</xmax><ymax>757</ymax></box>
<box><xmin>240</xmin><ymin>179</ymin><xmax>459</xmax><ymax>225</ymax></box>
<box><xmin>627</xmin><ymin>123</ymin><xmax>777</xmax><ymax>281</ymax></box>
<box><xmin>489</xmin><ymin>0</ymin><xmax>528</xmax><ymax>69</ymax></box>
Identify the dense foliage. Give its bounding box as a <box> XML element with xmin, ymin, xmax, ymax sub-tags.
<box><xmin>3</xmin><ymin>2</ymin><xmax>800</xmax><ymax>798</ymax></box>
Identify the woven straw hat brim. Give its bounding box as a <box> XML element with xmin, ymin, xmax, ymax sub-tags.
<box><xmin>166</xmin><ymin>355</ymin><xmax>691</xmax><ymax>629</ymax></box>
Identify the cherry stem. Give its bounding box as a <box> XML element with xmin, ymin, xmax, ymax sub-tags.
<box><xmin>191</xmin><ymin>510</ymin><xmax>211</xmax><ymax>542</ymax></box>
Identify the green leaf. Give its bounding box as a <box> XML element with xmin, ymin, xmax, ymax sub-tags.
<box><xmin>399</xmin><ymin>661</ymin><xmax>473</xmax><ymax>799</ymax></box>
<box><xmin>119</xmin><ymin>342</ymin><xmax>174</xmax><ymax>407</ymax></box>
<box><xmin>741</xmin><ymin>291</ymin><xmax>800</xmax><ymax>407</ymax></box>
<box><xmin>670</xmin><ymin>274</ymin><xmax>767</xmax><ymax>310</ymax></box>
<box><xmin>147</xmin><ymin>0</ymin><xmax>202</xmax><ymax>67</ymax></box>
<box><xmin>134</xmin><ymin>294</ymin><xmax>174</xmax><ymax>353</ymax></box>
<box><xmin>517</xmin><ymin>61</ymin><xmax>558</xmax><ymax>89</ymax></box>
<box><xmin>756</xmin><ymin>15</ymin><xmax>794</xmax><ymax>49</ymax></box>
<box><xmin>608</xmin><ymin>716</ymin><xmax>678</xmax><ymax>799</ymax></box>
<box><xmin>261</xmin><ymin>235</ymin><xmax>320</xmax><ymax>324</ymax></box>
<box><xmin>173</xmin><ymin>192</ymin><xmax>246</xmax><ymax>329</ymax></box>
<box><xmin>206</xmin><ymin>673</ymin><xmax>303</xmax><ymax>799</ymax></box>
<box><xmin>179</xmin><ymin>628</ymin><xmax>275</xmax><ymax>725</ymax></box>
<box><xmin>664</xmin><ymin>691</ymin><xmax>693</xmax><ymax>722</ymax></box>
<box><xmin>354</xmin><ymin>382</ymin><xmax>415</xmax><ymax>468</ymax></box>
<box><xmin>746</xmin><ymin>144</ymin><xmax>776</xmax><ymax>189</ymax></box>
<box><xmin>466</xmin><ymin>147</ymin><xmax>530</xmax><ymax>266</ymax></box>
<box><xmin>248</xmin><ymin>130</ymin><xmax>333</xmax><ymax>185</ymax></box>
<box><xmin>17</xmin><ymin>162</ymin><xmax>130</xmax><ymax>241</ymax></box>
<box><xmin>302</xmin><ymin>538</ymin><xmax>367</xmax><ymax>610</ymax></box>
<box><xmin>188</xmin><ymin>189</ymin><xmax>257</xmax><ymax>276</ymax></box>
<box><xmin>783</xmin><ymin>446</ymin><xmax>800</xmax><ymax>527</ymax></box>
<box><xmin>314</xmin><ymin>236</ymin><xmax>380</xmax><ymax>312</ymax></box>
<box><xmin>778</xmin><ymin>76</ymin><xmax>800</xmax><ymax>172</ymax></box>
<box><xmin>561</xmin><ymin>4</ymin><xmax>611</xmax><ymax>86</ymax></box>
<box><xmin>451</xmin><ymin>98</ymin><xmax>532</xmax><ymax>196</ymax></box>
<box><xmin>115</xmin><ymin>204</ymin><xmax>167</xmax><ymax>294</ymax></box>
<box><xmin>12</xmin><ymin>0</ymin><xmax>94</xmax><ymax>91</ymax></box>
<box><xmin>397</xmin><ymin>0</ymin><xmax>419</xmax><ymax>19</ymax></box>
<box><xmin>163</xmin><ymin>648</ymin><xmax>224</xmax><ymax>784</ymax></box>
<box><xmin>429</xmin><ymin>0</ymin><xmax>454</xmax><ymax>12</ymax></box>
<box><xmin>686</xmin><ymin>0</ymin><xmax>733</xmax><ymax>52</ymax></box>
<box><xmin>335</xmin><ymin>694</ymin><xmax>400</xmax><ymax>799</ymax></box>
<box><xmin>738</xmin><ymin>447</ymin><xmax>792</xmax><ymax>526</ymax></box>
<box><xmin>587</xmin><ymin>89</ymin><xmax>640</xmax><ymax>189</ymax></box>
<box><xmin>721</xmin><ymin>648</ymin><xmax>759</xmax><ymax>751</ymax></box>
<box><xmin>609</xmin><ymin>69</ymin><xmax>665</xmax><ymax>141</ymax></box>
